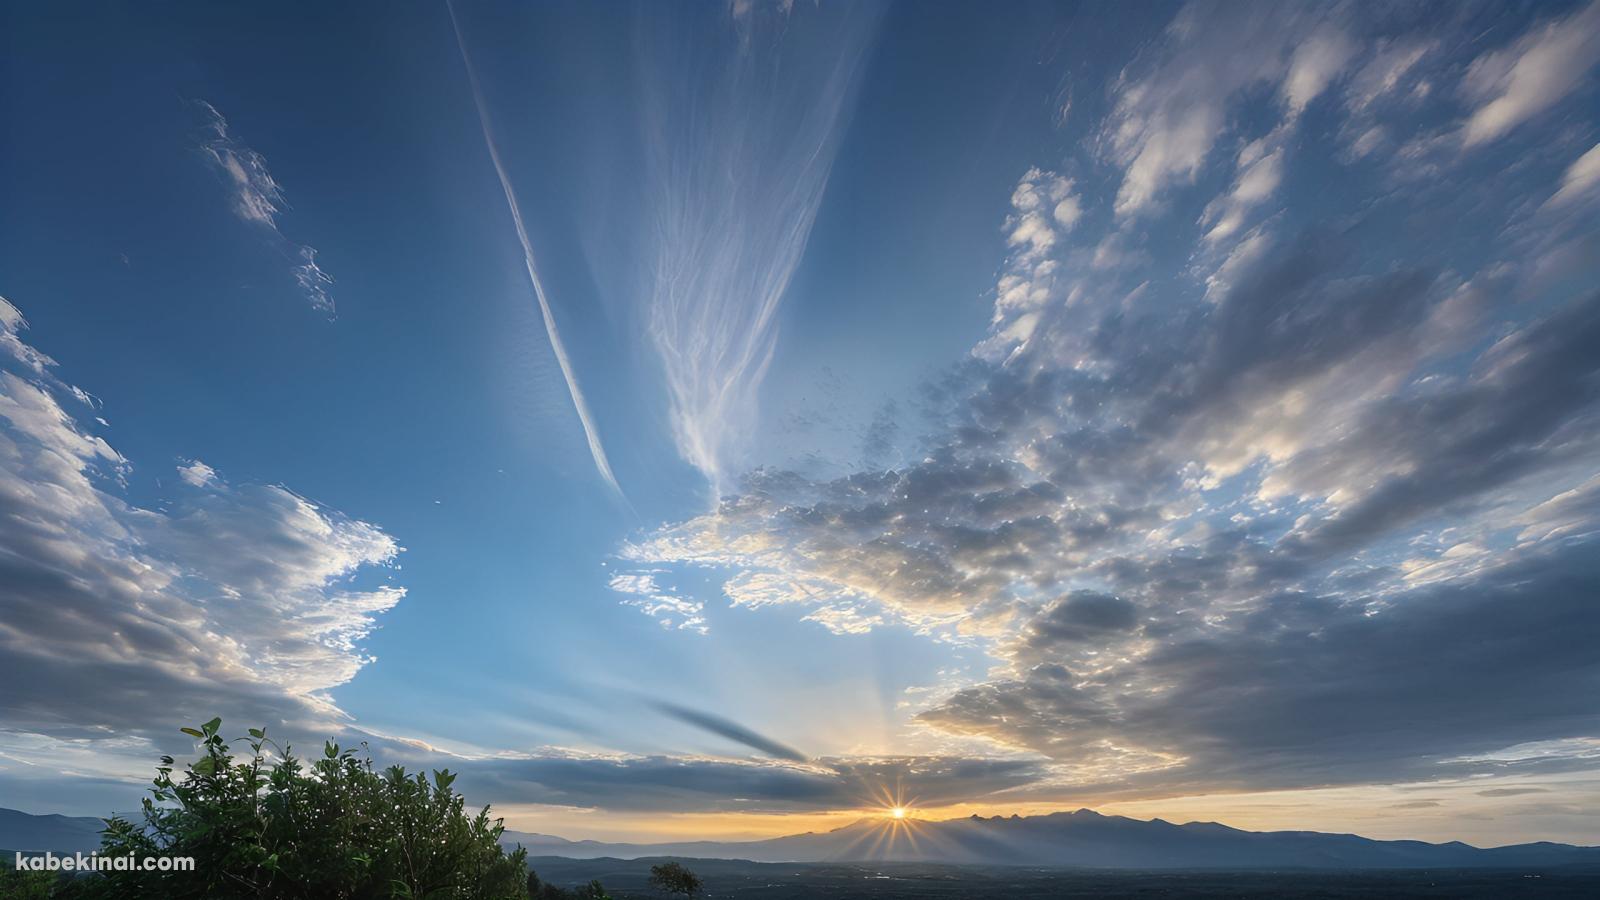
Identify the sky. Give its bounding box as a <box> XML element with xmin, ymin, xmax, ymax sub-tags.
<box><xmin>2</xmin><ymin>0</ymin><xmax>1599</xmax><ymax>848</ymax></box>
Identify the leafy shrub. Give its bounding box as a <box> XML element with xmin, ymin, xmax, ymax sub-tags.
<box><xmin>75</xmin><ymin>718</ymin><xmax>552</xmax><ymax>899</ymax></box>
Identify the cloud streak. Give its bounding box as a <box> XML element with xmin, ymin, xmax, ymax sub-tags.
<box><xmin>447</xmin><ymin>0</ymin><xmax>624</xmax><ymax>499</ymax></box>
<box><xmin>635</xmin><ymin>1</ymin><xmax>880</xmax><ymax>493</ymax></box>
<box><xmin>652</xmin><ymin>700</ymin><xmax>808</xmax><ymax>763</ymax></box>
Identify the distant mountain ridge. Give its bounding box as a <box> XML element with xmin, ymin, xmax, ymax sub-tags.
<box><xmin>502</xmin><ymin>809</ymin><xmax>1600</xmax><ymax>870</ymax></box>
<box><xmin>0</xmin><ymin>808</ymin><xmax>106</xmax><ymax>855</ymax></box>
<box><xmin>6</xmin><ymin>806</ymin><xmax>1597</xmax><ymax>870</ymax></box>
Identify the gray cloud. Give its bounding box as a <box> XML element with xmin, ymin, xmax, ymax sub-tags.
<box><xmin>921</xmin><ymin>537</ymin><xmax>1600</xmax><ymax>791</ymax></box>
<box><xmin>375</xmin><ymin>743</ymin><xmax>1052</xmax><ymax>814</ymax></box>
<box><xmin>1022</xmin><ymin>592</ymin><xmax>1140</xmax><ymax>650</ymax></box>
<box><xmin>651</xmin><ymin>701</ymin><xmax>809</xmax><ymax>763</ymax></box>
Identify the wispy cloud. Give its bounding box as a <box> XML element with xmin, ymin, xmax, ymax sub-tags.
<box><xmin>636</xmin><ymin>2</ymin><xmax>880</xmax><ymax>494</ymax></box>
<box><xmin>446</xmin><ymin>0</ymin><xmax>624</xmax><ymax>500</ymax></box>
<box><xmin>1460</xmin><ymin>0</ymin><xmax>1600</xmax><ymax>148</ymax></box>
<box><xmin>195</xmin><ymin>100</ymin><xmax>335</xmax><ymax>316</ymax></box>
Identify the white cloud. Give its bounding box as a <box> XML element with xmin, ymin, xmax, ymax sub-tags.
<box><xmin>1283</xmin><ymin>27</ymin><xmax>1356</xmax><ymax>116</ymax></box>
<box><xmin>0</xmin><ymin>299</ymin><xmax>400</xmax><ymax>754</ymax></box>
<box><xmin>196</xmin><ymin>101</ymin><xmax>336</xmax><ymax>316</ymax></box>
<box><xmin>1460</xmin><ymin>0</ymin><xmax>1600</xmax><ymax>148</ymax></box>
<box><xmin>196</xmin><ymin>101</ymin><xmax>285</xmax><ymax>227</ymax></box>
<box><xmin>0</xmin><ymin>296</ymin><xmax>58</xmax><ymax>375</ymax></box>
<box><xmin>1102</xmin><ymin>5</ymin><xmax>1348</xmax><ymax>219</ymax></box>
<box><xmin>1345</xmin><ymin>39</ymin><xmax>1433</xmax><ymax>113</ymax></box>
<box><xmin>1201</xmin><ymin>135</ymin><xmax>1286</xmax><ymax>242</ymax></box>
<box><xmin>634</xmin><ymin>3</ymin><xmax>879</xmax><ymax>492</ymax></box>
<box><xmin>175</xmin><ymin>458</ymin><xmax>218</xmax><ymax>487</ymax></box>
<box><xmin>1545</xmin><ymin>142</ymin><xmax>1600</xmax><ymax>209</ymax></box>
<box><xmin>609</xmin><ymin>572</ymin><xmax>708</xmax><ymax>634</ymax></box>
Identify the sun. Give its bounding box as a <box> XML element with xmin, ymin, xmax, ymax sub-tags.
<box><xmin>890</xmin><ymin>806</ymin><xmax>907</xmax><ymax>819</ymax></box>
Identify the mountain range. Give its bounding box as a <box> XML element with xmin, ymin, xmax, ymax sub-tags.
<box><xmin>7</xmin><ymin>806</ymin><xmax>1597</xmax><ymax>870</ymax></box>
<box><xmin>502</xmin><ymin>809</ymin><xmax>1600</xmax><ymax>870</ymax></box>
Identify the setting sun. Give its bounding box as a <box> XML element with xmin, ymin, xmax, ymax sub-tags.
<box><xmin>890</xmin><ymin>807</ymin><xmax>907</xmax><ymax>819</ymax></box>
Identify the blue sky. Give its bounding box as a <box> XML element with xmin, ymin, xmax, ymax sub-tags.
<box><xmin>3</xmin><ymin>0</ymin><xmax>1599</xmax><ymax>845</ymax></box>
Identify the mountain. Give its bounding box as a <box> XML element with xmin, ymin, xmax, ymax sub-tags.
<box><xmin>0</xmin><ymin>808</ymin><xmax>106</xmax><ymax>855</ymax></box>
<box><xmin>6</xmin><ymin>805</ymin><xmax>1596</xmax><ymax>870</ymax></box>
<box><xmin>502</xmin><ymin>809</ymin><xmax>1600</xmax><ymax>870</ymax></box>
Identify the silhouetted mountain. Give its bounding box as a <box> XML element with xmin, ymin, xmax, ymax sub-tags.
<box><xmin>7</xmin><ymin>805</ymin><xmax>1596</xmax><ymax>870</ymax></box>
<box><xmin>500</xmin><ymin>809</ymin><xmax>1600</xmax><ymax>869</ymax></box>
<box><xmin>0</xmin><ymin>807</ymin><xmax>105</xmax><ymax>854</ymax></box>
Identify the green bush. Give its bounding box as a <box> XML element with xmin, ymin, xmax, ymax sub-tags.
<box><xmin>41</xmin><ymin>718</ymin><xmax>586</xmax><ymax>899</ymax></box>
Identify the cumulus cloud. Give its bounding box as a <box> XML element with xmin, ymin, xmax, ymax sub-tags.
<box><xmin>0</xmin><ymin>299</ymin><xmax>400</xmax><ymax>762</ymax></box>
<box><xmin>175</xmin><ymin>458</ymin><xmax>217</xmax><ymax>487</ymax></box>
<box><xmin>196</xmin><ymin>101</ymin><xmax>336</xmax><ymax>316</ymax></box>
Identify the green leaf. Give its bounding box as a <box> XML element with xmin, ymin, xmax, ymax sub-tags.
<box><xmin>248</xmin><ymin>728</ymin><xmax>264</xmax><ymax>739</ymax></box>
<box><xmin>192</xmin><ymin>756</ymin><xmax>217</xmax><ymax>776</ymax></box>
<box><xmin>180</xmin><ymin>727</ymin><xmax>204</xmax><ymax>738</ymax></box>
<box><xmin>201</xmin><ymin>717</ymin><xmax>222</xmax><ymax>737</ymax></box>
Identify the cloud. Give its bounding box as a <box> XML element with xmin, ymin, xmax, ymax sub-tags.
<box><xmin>619</xmin><ymin>42</ymin><xmax>1600</xmax><ymax>797</ymax></box>
<box><xmin>1344</xmin><ymin>39</ymin><xmax>1433</xmax><ymax>113</ymax></box>
<box><xmin>1282</xmin><ymin>26</ymin><xmax>1356</xmax><ymax>116</ymax></box>
<box><xmin>1460</xmin><ymin>0</ymin><xmax>1600</xmax><ymax>148</ymax></box>
<box><xmin>651</xmin><ymin>701</ymin><xmax>808</xmax><ymax>763</ymax></box>
<box><xmin>1200</xmin><ymin>134</ymin><xmax>1286</xmax><ymax>242</ymax></box>
<box><xmin>1545</xmin><ymin>143</ymin><xmax>1600</xmax><ymax>209</ymax></box>
<box><xmin>608</xmin><ymin>572</ymin><xmax>708</xmax><ymax>634</ymax></box>
<box><xmin>195</xmin><ymin>101</ymin><xmax>336</xmax><ymax>316</ymax></box>
<box><xmin>1102</xmin><ymin>3</ymin><xmax>1350</xmax><ymax>218</ymax></box>
<box><xmin>1020</xmin><ymin>592</ymin><xmax>1140</xmax><ymax>648</ymax></box>
<box><xmin>447</xmin><ymin>1</ymin><xmax>624</xmax><ymax>500</ymax></box>
<box><xmin>373</xmin><ymin>741</ymin><xmax>1052</xmax><ymax>814</ymax></box>
<box><xmin>633</xmin><ymin>1</ymin><xmax>880</xmax><ymax>491</ymax></box>
<box><xmin>0</xmin><ymin>297</ymin><xmax>58</xmax><ymax>375</ymax></box>
<box><xmin>175</xmin><ymin>458</ymin><xmax>217</xmax><ymax>487</ymax></box>
<box><xmin>920</xmin><ymin>538</ymin><xmax>1600</xmax><ymax>792</ymax></box>
<box><xmin>0</xmin><ymin>298</ymin><xmax>400</xmax><ymax>762</ymax></box>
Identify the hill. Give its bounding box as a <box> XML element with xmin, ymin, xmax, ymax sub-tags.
<box><xmin>0</xmin><ymin>807</ymin><xmax>106</xmax><ymax>855</ymax></box>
